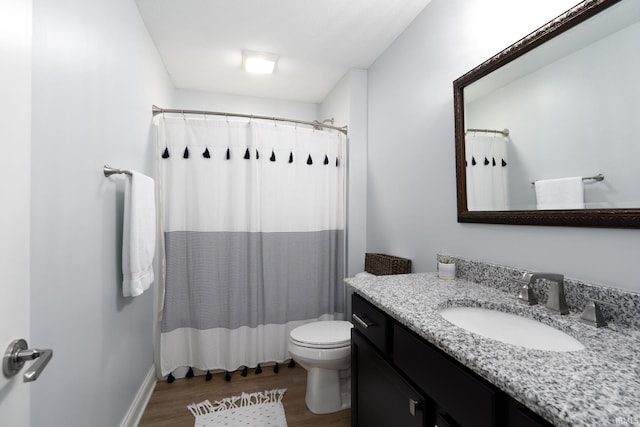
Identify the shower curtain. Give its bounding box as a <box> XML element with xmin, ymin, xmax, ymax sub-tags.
<box><xmin>465</xmin><ymin>133</ymin><xmax>509</xmax><ymax>210</ymax></box>
<box><xmin>156</xmin><ymin>115</ymin><xmax>346</xmax><ymax>376</ymax></box>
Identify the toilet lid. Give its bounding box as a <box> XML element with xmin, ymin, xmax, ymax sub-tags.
<box><xmin>290</xmin><ymin>321</ymin><xmax>353</xmax><ymax>349</ymax></box>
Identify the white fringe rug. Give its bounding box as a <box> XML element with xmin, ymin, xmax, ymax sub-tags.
<box><xmin>187</xmin><ymin>388</ymin><xmax>288</xmax><ymax>427</ymax></box>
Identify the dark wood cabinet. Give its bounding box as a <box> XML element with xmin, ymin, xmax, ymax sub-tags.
<box><xmin>351</xmin><ymin>293</ymin><xmax>555</xmax><ymax>427</ymax></box>
<box><xmin>352</xmin><ymin>330</ymin><xmax>427</xmax><ymax>427</ymax></box>
<box><xmin>394</xmin><ymin>323</ymin><xmax>495</xmax><ymax>427</ymax></box>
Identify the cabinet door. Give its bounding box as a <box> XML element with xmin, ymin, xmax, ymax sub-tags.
<box><xmin>352</xmin><ymin>330</ymin><xmax>427</xmax><ymax>427</ymax></box>
<box><xmin>394</xmin><ymin>324</ymin><xmax>495</xmax><ymax>427</ymax></box>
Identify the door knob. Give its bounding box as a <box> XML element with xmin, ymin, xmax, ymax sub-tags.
<box><xmin>3</xmin><ymin>339</ymin><xmax>53</xmax><ymax>382</ymax></box>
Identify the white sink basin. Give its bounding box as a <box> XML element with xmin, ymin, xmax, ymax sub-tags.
<box><xmin>439</xmin><ymin>307</ymin><xmax>585</xmax><ymax>352</ymax></box>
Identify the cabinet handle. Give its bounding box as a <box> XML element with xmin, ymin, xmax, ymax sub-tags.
<box><xmin>352</xmin><ymin>313</ymin><xmax>373</xmax><ymax>329</ymax></box>
<box><xmin>409</xmin><ymin>398</ymin><xmax>421</xmax><ymax>416</ymax></box>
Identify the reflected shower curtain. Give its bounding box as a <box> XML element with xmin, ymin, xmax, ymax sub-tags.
<box><xmin>156</xmin><ymin>116</ymin><xmax>346</xmax><ymax>376</ymax></box>
<box><xmin>465</xmin><ymin>133</ymin><xmax>508</xmax><ymax>210</ymax></box>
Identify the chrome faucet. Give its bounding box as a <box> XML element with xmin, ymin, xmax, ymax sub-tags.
<box><xmin>580</xmin><ymin>298</ymin><xmax>619</xmax><ymax>327</ymax></box>
<box><xmin>518</xmin><ymin>272</ymin><xmax>568</xmax><ymax>315</ymax></box>
<box><xmin>516</xmin><ymin>272</ymin><xmax>538</xmax><ymax>305</ymax></box>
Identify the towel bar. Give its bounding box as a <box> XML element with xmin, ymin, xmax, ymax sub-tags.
<box><xmin>103</xmin><ymin>165</ymin><xmax>132</xmax><ymax>177</ymax></box>
<box><xmin>531</xmin><ymin>173</ymin><xmax>604</xmax><ymax>185</ymax></box>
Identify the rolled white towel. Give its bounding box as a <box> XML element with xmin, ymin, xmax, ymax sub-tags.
<box><xmin>355</xmin><ymin>271</ymin><xmax>374</xmax><ymax>278</ymax></box>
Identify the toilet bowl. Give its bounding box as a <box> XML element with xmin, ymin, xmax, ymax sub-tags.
<box><xmin>288</xmin><ymin>320</ymin><xmax>353</xmax><ymax>414</ymax></box>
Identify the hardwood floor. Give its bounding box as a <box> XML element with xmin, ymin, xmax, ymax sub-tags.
<box><xmin>139</xmin><ymin>364</ymin><xmax>351</xmax><ymax>426</ymax></box>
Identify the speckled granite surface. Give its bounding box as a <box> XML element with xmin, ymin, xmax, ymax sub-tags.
<box><xmin>345</xmin><ymin>270</ymin><xmax>640</xmax><ymax>427</ymax></box>
<box><xmin>438</xmin><ymin>254</ymin><xmax>640</xmax><ymax>330</ymax></box>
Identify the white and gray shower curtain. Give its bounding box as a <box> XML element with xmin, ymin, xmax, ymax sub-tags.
<box><xmin>156</xmin><ymin>116</ymin><xmax>346</xmax><ymax>376</ymax></box>
<box><xmin>465</xmin><ymin>133</ymin><xmax>509</xmax><ymax>211</ymax></box>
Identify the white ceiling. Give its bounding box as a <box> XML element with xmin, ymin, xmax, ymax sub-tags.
<box><xmin>135</xmin><ymin>0</ymin><xmax>432</xmax><ymax>104</ymax></box>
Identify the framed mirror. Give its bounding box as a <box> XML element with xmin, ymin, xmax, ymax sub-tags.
<box><xmin>454</xmin><ymin>0</ymin><xmax>640</xmax><ymax>227</ymax></box>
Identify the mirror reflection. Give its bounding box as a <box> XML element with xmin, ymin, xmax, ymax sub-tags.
<box><xmin>462</xmin><ymin>0</ymin><xmax>640</xmax><ymax>212</ymax></box>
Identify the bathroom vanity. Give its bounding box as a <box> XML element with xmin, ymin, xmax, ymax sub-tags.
<box><xmin>351</xmin><ymin>293</ymin><xmax>551</xmax><ymax>427</ymax></box>
<box><xmin>347</xmin><ymin>262</ymin><xmax>640</xmax><ymax>427</ymax></box>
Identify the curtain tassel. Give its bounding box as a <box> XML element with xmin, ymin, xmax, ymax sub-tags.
<box><xmin>307</xmin><ymin>154</ymin><xmax>313</xmax><ymax>165</ymax></box>
<box><xmin>186</xmin><ymin>367</ymin><xmax>194</xmax><ymax>378</ymax></box>
<box><xmin>241</xmin><ymin>366</ymin><xmax>248</xmax><ymax>377</ymax></box>
<box><xmin>502</xmin><ymin>159</ymin><xmax>508</xmax><ymax>167</ymax></box>
<box><xmin>255</xmin><ymin>364</ymin><xmax>263</xmax><ymax>374</ymax></box>
<box><xmin>471</xmin><ymin>156</ymin><xmax>477</xmax><ymax>166</ymax></box>
<box><xmin>205</xmin><ymin>370</ymin><xmax>213</xmax><ymax>381</ymax></box>
<box><xmin>167</xmin><ymin>372</ymin><xmax>175</xmax><ymax>383</ymax></box>
<box><xmin>288</xmin><ymin>152</ymin><xmax>293</xmax><ymax>163</ymax></box>
<box><xmin>335</xmin><ymin>157</ymin><xmax>339</xmax><ymax>167</ymax></box>
<box><xmin>183</xmin><ymin>147</ymin><xmax>190</xmax><ymax>159</ymax></box>
<box><xmin>288</xmin><ymin>359</ymin><xmax>295</xmax><ymax>368</ymax></box>
<box><xmin>224</xmin><ymin>371</ymin><xmax>232</xmax><ymax>382</ymax></box>
<box><xmin>226</xmin><ymin>148</ymin><xmax>230</xmax><ymax>160</ymax></box>
<box><xmin>202</xmin><ymin>148</ymin><xmax>211</xmax><ymax>158</ymax></box>
<box><xmin>492</xmin><ymin>157</ymin><xmax>496</xmax><ymax>167</ymax></box>
<box><xmin>273</xmin><ymin>362</ymin><xmax>280</xmax><ymax>373</ymax></box>
<box><xmin>162</xmin><ymin>147</ymin><xmax>170</xmax><ymax>159</ymax></box>
<box><xmin>244</xmin><ymin>148</ymin><xmax>250</xmax><ymax>159</ymax></box>
<box><xmin>270</xmin><ymin>150</ymin><xmax>276</xmax><ymax>162</ymax></box>
<box><xmin>323</xmin><ymin>155</ymin><xmax>329</xmax><ymax>165</ymax></box>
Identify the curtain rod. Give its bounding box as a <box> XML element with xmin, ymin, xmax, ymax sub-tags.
<box><xmin>466</xmin><ymin>128</ymin><xmax>509</xmax><ymax>137</ymax></box>
<box><xmin>151</xmin><ymin>105</ymin><xmax>348</xmax><ymax>135</ymax></box>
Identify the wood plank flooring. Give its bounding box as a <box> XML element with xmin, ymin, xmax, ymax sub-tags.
<box><xmin>139</xmin><ymin>364</ymin><xmax>350</xmax><ymax>426</ymax></box>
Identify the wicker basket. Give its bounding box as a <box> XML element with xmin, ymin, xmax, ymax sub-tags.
<box><xmin>364</xmin><ymin>253</ymin><xmax>412</xmax><ymax>276</ymax></box>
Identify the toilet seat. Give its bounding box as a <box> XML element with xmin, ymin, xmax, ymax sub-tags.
<box><xmin>290</xmin><ymin>321</ymin><xmax>352</xmax><ymax>349</ymax></box>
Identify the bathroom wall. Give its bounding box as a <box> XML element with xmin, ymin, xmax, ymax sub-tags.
<box><xmin>366</xmin><ymin>0</ymin><xmax>640</xmax><ymax>292</ymax></box>
<box><xmin>320</xmin><ymin>69</ymin><xmax>368</xmax><ymax>277</ymax></box>
<box><xmin>174</xmin><ymin>89</ymin><xmax>319</xmax><ymax>121</ymax></box>
<box><xmin>30</xmin><ymin>0</ymin><xmax>174</xmax><ymax>426</ymax></box>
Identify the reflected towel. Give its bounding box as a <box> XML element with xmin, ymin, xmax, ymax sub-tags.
<box><xmin>535</xmin><ymin>176</ymin><xmax>584</xmax><ymax>210</ymax></box>
<box><xmin>123</xmin><ymin>171</ymin><xmax>156</xmax><ymax>297</ymax></box>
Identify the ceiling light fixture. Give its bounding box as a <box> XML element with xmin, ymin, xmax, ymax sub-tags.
<box><xmin>242</xmin><ymin>51</ymin><xmax>278</xmax><ymax>74</ymax></box>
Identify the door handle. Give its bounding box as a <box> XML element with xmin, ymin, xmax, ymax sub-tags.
<box><xmin>3</xmin><ymin>339</ymin><xmax>53</xmax><ymax>382</ymax></box>
<box><xmin>352</xmin><ymin>313</ymin><xmax>373</xmax><ymax>329</ymax></box>
<box><xmin>409</xmin><ymin>398</ymin><xmax>421</xmax><ymax>416</ymax></box>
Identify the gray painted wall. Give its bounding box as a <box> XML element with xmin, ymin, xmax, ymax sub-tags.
<box><xmin>30</xmin><ymin>0</ymin><xmax>173</xmax><ymax>425</ymax></box>
<box><xmin>367</xmin><ymin>0</ymin><xmax>640</xmax><ymax>293</ymax></box>
<box><xmin>320</xmin><ymin>70</ymin><xmax>368</xmax><ymax>278</ymax></box>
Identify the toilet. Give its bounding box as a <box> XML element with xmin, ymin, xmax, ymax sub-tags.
<box><xmin>288</xmin><ymin>320</ymin><xmax>353</xmax><ymax>414</ymax></box>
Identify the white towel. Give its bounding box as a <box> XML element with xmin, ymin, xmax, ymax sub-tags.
<box><xmin>122</xmin><ymin>171</ymin><xmax>156</xmax><ymax>297</ymax></box>
<box><xmin>355</xmin><ymin>271</ymin><xmax>374</xmax><ymax>278</ymax></box>
<box><xmin>534</xmin><ymin>176</ymin><xmax>584</xmax><ymax>210</ymax></box>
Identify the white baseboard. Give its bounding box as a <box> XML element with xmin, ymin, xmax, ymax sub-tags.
<box><xmin>120</xmin><ymin>365</ymin><xmax>158</xmax><ymax>427</ymax></box>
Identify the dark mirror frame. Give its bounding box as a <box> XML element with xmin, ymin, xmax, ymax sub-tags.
<box><xmin>453</xmin><ymin>0</ymin><xmax>640</xmax><ymax>228</ymax></box>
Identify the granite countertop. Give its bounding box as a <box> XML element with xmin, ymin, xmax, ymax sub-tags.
<box><xmin>345</xmin><ymin>272</ymin><xmax>640</xmax><ymax>427</ymax></box>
